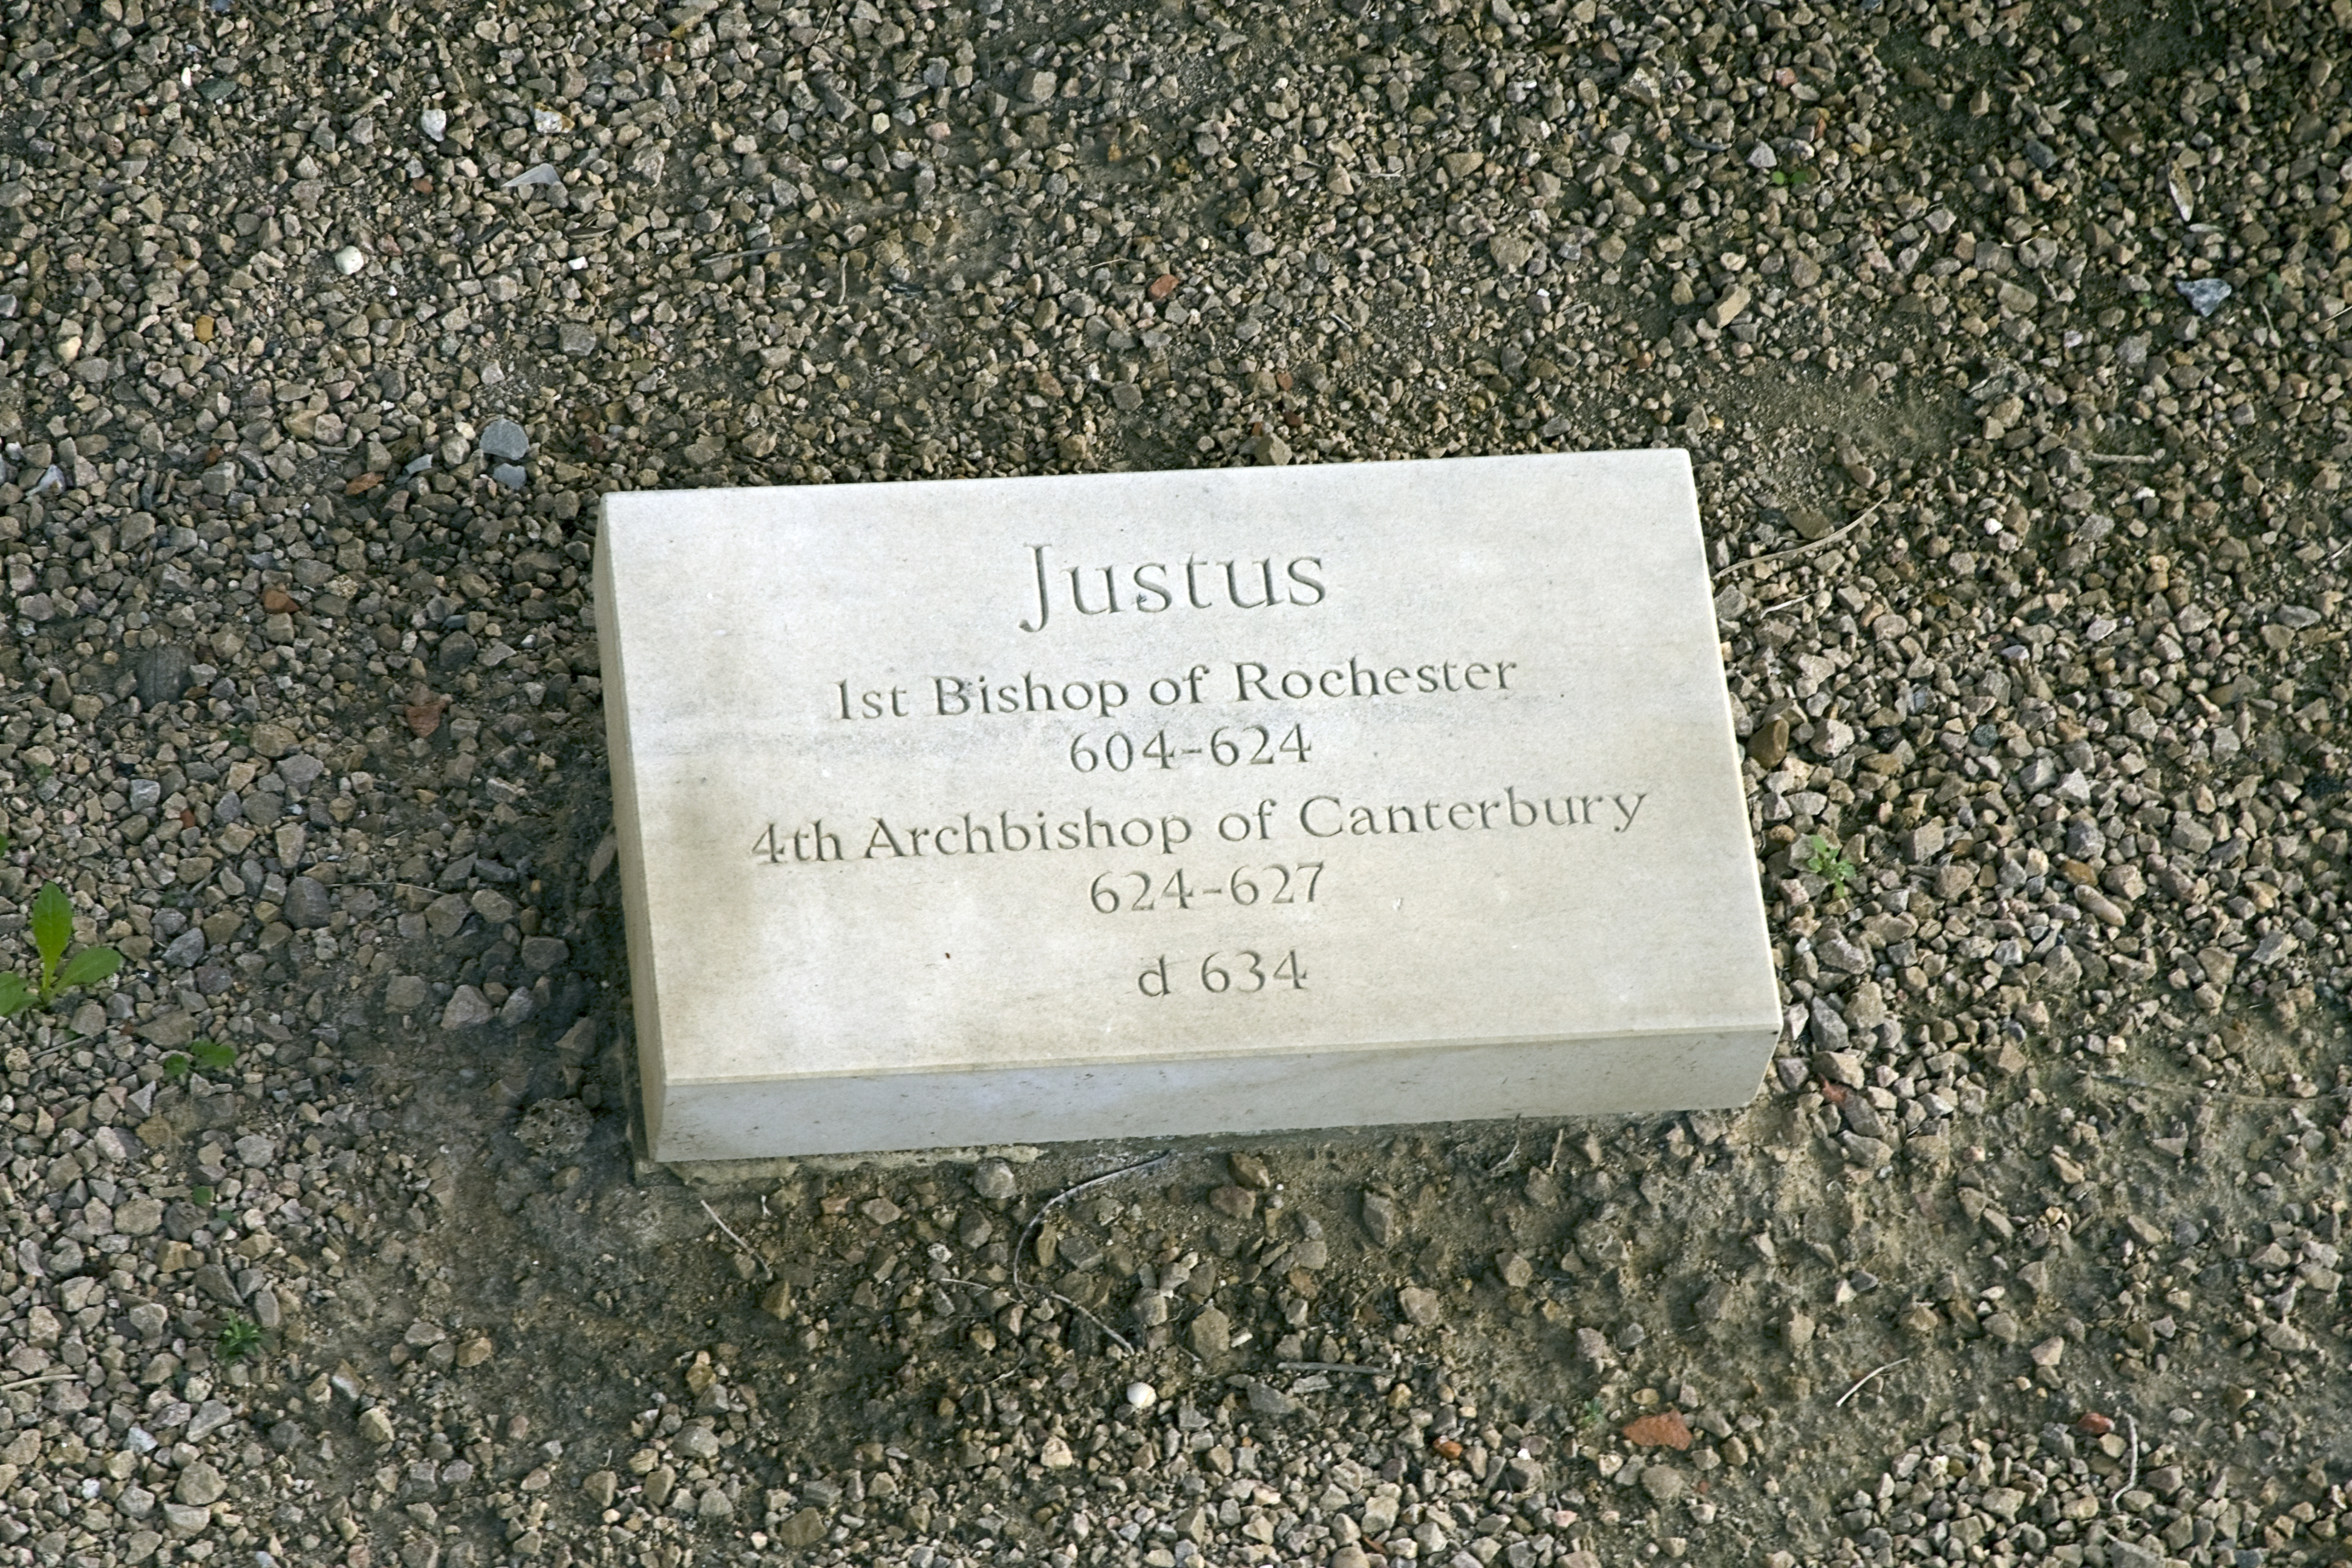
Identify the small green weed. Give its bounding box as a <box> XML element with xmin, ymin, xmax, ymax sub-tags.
<box><xmin>1802</xmin><ymin>833</ymin><xmax>1859</xmax><ymax>900</ymax></box>
<box><xmin>0</xmin><ymin>883</ymin><xmax>124</xmax><ymax>1019</ymax></box>
<box><xmin>215</xmin><ymin>1315</ymin><xmax>263</xmax><ymax>1363</ymax></box>
<box><xmin>163</xmin><ymin>1039</ymin><xmax>237</xmax><ymax>1081</ymax></box>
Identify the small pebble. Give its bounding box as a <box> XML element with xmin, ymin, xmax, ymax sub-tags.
<box><xmin>971</xmin><ymin>1160</ymin><xmax>1017</xmax><ymax>1201</ymax></box>
<box><xmin>479</xmin><ymin>418</ymin><xmax>531</xmax><ymax>463</ymax></box>
<box><xmin>2174</xmin><ymin>277</ymin><xmax>2232</xmax><ymax>316</ymax></box>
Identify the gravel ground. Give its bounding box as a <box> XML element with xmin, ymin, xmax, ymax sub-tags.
<box><xmin>4</xmin><ymin>0</ymin><xmax>2352</xmax><ymax>1564</ymax></box>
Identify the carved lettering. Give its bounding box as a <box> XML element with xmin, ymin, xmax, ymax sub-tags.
<box><xmin>1232</xmin><ymin>658</ymin><xmax>1514</xmax><ymax>701</ymax></box>
<box><xmin>1296</xmin><ymin>788</ymin><xmax>1652</xmax><ymax>838</ymax></box>
<box><xmin>1018</xmin><ymin>543</ymin><xmax>1328</xmax><ymax>632</ymax></box>
<box><xmin>846</xmin><ymin>655</ymin><xmax>1511</xmax><ymax>724</ymax></box>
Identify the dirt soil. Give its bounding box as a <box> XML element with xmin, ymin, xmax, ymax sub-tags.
<box><xmin>2</xmin><ymin>0</ymin><xmax>2351</xmax><ymax>1564</ymax></box>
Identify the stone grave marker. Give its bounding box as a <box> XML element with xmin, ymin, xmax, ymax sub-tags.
<box><xmin>595</xmin><ymin>451</ymin><xmax>1778</xmax><ymax>1160</ymax></box>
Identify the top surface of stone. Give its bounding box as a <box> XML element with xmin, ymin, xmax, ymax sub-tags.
<box><xmin>479</xmin><ymin>418</ymin><xmax>530</xmax><ymax>462</ymax></box>
<box><xmin>596</xmin><ymin>451</ymin><xmax>1774</xmax><ymax>1088</ymax></box>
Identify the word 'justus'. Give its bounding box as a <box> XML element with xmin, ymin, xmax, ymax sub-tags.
<box><xmin>1018</xmin><ymin>544</ymin><xmax>1326</xmax><ymax>633</ymax></box>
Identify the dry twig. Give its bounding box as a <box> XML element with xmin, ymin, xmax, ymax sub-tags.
<box><xmin>1834</xmin><ymin>1357</ymin><xmax>1910</xmax><ymax>1410</ymax></box>
<box><xmin>1715</xmin><ymin>497</ymin><xmax>1887</xmax><ymax>581</ymax></box>
<box><xmin>0</xmin><ymin>1371</ymin><xmax>77</xmax><ymax>1394</ymax></box>
<box><xmin>699</xmin><ymin>1198</ymin><xmax>774</xmax><ymax>1281</ymax></box>
<box><xmin>938</xmin><ymin>1276</ymin><xmax>1135</xmax><ymax>1356</ymax></box>
<box><xmin>1012</xmin><ymin>1152</ymin><xmax>1175</xmax><ymax>1292</ymax></box>
<box><xmin>2111</xmin><ymin>1413</ymin><xmax>2140</xmax><ymax>1506</ymax></box>
<box><xmin>2085</xmin><ymin>1070</ymin><xmax>2336</xmax><ymax>1106</ymax></box>
<box><xmin>701</xmin><ymin>241</ymin><xmax>806</xmax><ymax>268</ymax></box>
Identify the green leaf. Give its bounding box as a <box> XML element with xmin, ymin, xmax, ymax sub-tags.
<box><xmin>162</xmin><ymin>1053</ymin><xmax>192</xmax><ymax>1081</ymax></box>
<box><xmin>192</xmin><ymin>1185</ymin><xmax>215</xmax><ymax>1206</ymax></box>
<box><xmin>0</xmin><ymin>973</ymin><xmax>28</xmax><ymax>1019</ymax></box>
<box><xmin>59</xmin><ymin>946</ymin><xmax>122</xmax><ymax>990</ymax></box>
<box><xmin>216</xmin><ymin>1314</ymin><xmax>263</xmax><ymax>1362</ymax></box>
<box><xmin>30</xmin><ymin>883</ymin><xmax>72</xmax><ymax>970</ymax></box>
<box><xmin>191</xmin><ymin>1038</ymin><xmax>238</xmax><ymax>1072</ymax></box>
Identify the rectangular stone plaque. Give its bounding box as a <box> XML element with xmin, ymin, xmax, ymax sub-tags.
<box><xmin>595</xmin><ymin>451</ymin><xmax>1777</xmax><ymax>1161</ymax></box>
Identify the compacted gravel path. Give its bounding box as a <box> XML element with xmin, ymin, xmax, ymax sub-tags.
<box><xmin>2</xmin><ymin>0</ymin><xmax>2351</xmax><ymax>1564</ymax></box>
